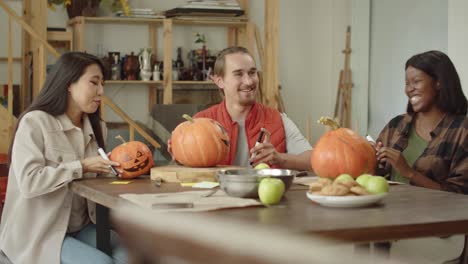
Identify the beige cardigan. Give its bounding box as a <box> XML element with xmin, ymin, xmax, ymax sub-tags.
<box><xmin>0</xmin><ymin>111</ymin><xmax>103</xmax><ymax>264</ymax></box>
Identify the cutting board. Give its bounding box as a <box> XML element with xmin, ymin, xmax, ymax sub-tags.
<box><xmin>150</xmin><ymin>165</ymin><xmax>244</xmax><ymax>183</ymax></box>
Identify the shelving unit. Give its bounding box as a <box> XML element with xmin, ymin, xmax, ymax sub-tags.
<box><xmin>68</xmin><ymin>15</ymin><xmax>252</xmax><ymax>109</ymax></box>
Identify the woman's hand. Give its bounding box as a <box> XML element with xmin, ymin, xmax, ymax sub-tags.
<box><xmin>376</xmin><ymin>147</ymin><xmax>412</xmax><ymax>178</ymax></box>
<box><xmin>167</xmin><ymin>139</ymin><xmax>175</xmax><ymax>161</ymax></box>
<box><xmin>80</xmin><ymin>156</ymin><xmax>120</xmax><ymax>174</ymax></box>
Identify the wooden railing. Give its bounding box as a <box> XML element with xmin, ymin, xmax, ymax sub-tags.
<box><xmin>0</xmin><ymin>0</ymin><xmax>160</xmax><ymax>152</ymax></box>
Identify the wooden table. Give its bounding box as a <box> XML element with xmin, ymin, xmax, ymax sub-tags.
<box><xmin>71</xmin><ymin>177</ymin><xmax>468</xmax><ymax>262</ymax></box>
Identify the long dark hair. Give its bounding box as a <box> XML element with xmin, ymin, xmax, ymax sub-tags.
<box><xmin>9</xmin><ymin>52</ymin><xmax>108</xmax><ymax>162</ymax></box>
<box><xmin>405</xmin><ymin>50</ymin><xmax>467</xmax><ymax>115</ymax></box>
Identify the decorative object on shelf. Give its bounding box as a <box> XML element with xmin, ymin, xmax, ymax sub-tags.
<box><xmin>108</xmin><ymin>51</ymin><xmax>121</xmax><ymax>80</ymax></box>
<box><xmin>164</xmin><ymin>0</ymin><xmax>244</xmax><ymax>18</ymax></box>
<box><xmin>139</xmin><ymin>48</ymin><xmax>152</xmax><ymax>81</ymax></box>
<box><xmin>153</xmin><ymin>64</ymin><xmax>161</xmax><ymax>81</ymax></box>
<box><xmin>172</xmin><ymin>64</ymin><xmax>179</xmax><ymax>81</ymax></box>
<box><xmin>194</xmin><ymin>32</ymin><xmax>206</xmax><ymax>46</ymax></box>
<box><xmin>47</xmin><ymin>0</ymin><xmax>130</xmax><ymax>19</ymax></box>
<box><xmin>201</xmin><ymin>44</ymin><xmax>208</xmax><ymax>80</ymax></box>
<box><xmin>176</xmin><ymin>47</ymin><xmax>184</xmax><ymax>68</ymax></box>
<box><xmin>108</xmin><ymin>51</ymin><xmax>120</xmax><ymax>64</ymax></box>
<box><xmin>124</xmin><ymin>52</ymin><xmax>139</xmax><ymax>80</ymax></box>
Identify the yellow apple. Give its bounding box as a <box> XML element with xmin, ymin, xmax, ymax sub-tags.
<box><xmin>356</xmin><ymin>174</ymin><xmax>373</xmax><ymax>188</ymax></box>
<box><xmin>254</xmin><ymin>162</ymin><xmax>270</xmax><ymax>170</ymax></box>
<box><xmin>366</xmin><ymin>176</ymin><xmax>389</xmax><ymax>194</ymax></box>
<box><xmin>258</xmin><ymin>178</ymin><xmax>285</xmax><ymax>205</ymax></box>
<box><xmin>334</xmin><ymin>173</ymin><xmax>355</xmax><ymax>183</ymax></box>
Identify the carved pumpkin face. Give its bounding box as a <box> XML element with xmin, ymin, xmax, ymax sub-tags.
<box><xmin>171</xmin><ymin>116</ymin><xmax>230</xmax><ymax>167</ymax></box>
<box><xmin>109</xmin><ymin>141</ymin><xmax>154</xmax><ymax>179</ymax></box>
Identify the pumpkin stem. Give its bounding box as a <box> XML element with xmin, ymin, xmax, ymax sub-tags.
<box><xmin>115</xmin><ymin>135</ymin><xmax>127</xmax><ymax>144</ymax></box>
<box><xmin>182</xmin><ymin>114</ymin><xmax>194</xmax><ymax>123</ymax></box>
<box><xmin>318</xmin><ymin>116</ymin><xmax>340</xmax><ymax>130</ymax></box>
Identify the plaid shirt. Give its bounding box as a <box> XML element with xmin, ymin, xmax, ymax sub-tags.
<box><xmin>377</xmin><ymin>113</ymin><xmax>468</xmax><ymax>194</ymax></box>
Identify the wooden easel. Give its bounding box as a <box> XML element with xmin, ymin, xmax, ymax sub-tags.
<box><xmin>334</xmin><ymin>26</ymin><xmax>353</xmax><ymax>128</ymax></box>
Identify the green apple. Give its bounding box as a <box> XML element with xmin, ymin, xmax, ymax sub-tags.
<box><xmin>258</xmin><ymin>177</ymin><xmax>285</xmax><ymax>205</ymax></box>
<box><xmin>365</xmin><ymin>176</ymin><xmax>389</xmax><ymax>194</ymax></box>
<box><xmin>254</xmin><ymin>162</ymin><xmax>270</xmax><ymax>170</ymax></box>
<box><xmin>334</xmin><ymin>173</ymin><xmax>355</xmax><ymax>183</ymax></box>
<box><xmin>356</xmin><ymin>174</ymin><xmax>373</xmax><ymax>188</ymax></box>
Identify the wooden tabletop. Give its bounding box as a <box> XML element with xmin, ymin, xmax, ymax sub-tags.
<box><xmin>71</xmin><ymin>177</ymin><xmax>468</xmax><ymax>243</ymax></box>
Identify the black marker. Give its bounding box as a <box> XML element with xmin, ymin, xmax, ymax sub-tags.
<box><xmin>249</xmin><ymin>128</ymin><xmax>265</xmax><ymax>165</ymax></box>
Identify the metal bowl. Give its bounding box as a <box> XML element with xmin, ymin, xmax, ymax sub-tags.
<box><xmin>217</xmin><ymin>169</ymin><xmax>296</xmax><ymax>198</ymax></box>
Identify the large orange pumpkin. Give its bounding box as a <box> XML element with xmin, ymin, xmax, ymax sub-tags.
<box><xmin>109</xmin><ymin>135</ymin><xmax>154</xmax><ymax>179</ymax></box>
<box><xmin>311</xmin><ymin>117</ymin><xmax>376</xmax><ymax>179</ymax></box>
<box><xmin>171</xmin><ymin>114</ymin><xmax>230</xmax><ymax>167</ymax></box>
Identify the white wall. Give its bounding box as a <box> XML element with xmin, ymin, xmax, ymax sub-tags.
<box><xmin>350</xmin><ymin>0</ymin><xmax>370</xmax><ymax>136</ymax></box>
<box><xmin>250</xmin><ymin>0</ymin><xmax>350</xmax><ymax>145</ymax></box>
<box><xmin>280</xmin><ymin>0</ymin><xmax>350</xmax><ymax>145</ymax></box>
<box><xmin>366</xmin><ymin>0</ymin><xmax>448</xmax><ymax>138</ymax></box>
<box><xmin>448</xmin><ymin>0</ymin><xmax>468</xmax><ymax>97</ymax></box>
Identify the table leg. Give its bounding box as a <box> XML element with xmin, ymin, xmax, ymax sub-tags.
<box><xmin>96</xmin><ymin>204</ymin><xmax>112</xmax><ymax>256</ymax></box>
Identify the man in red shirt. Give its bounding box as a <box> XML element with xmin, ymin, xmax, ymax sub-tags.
<box><xmin>194</xmin><ymin>46</ymin><xmax>312</xmax><ymax>171</ymax></box>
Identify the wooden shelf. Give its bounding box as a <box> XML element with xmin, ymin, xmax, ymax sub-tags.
<box><xmin>68</xmin><ymin>16</ymin><xmax>164</xmax><ymax>25</ymax></box>
<box><xmin>173</xmin><ymin>17</ymin><xmax>247</xmax><ymax>26</ymax></box>
<box><xmin>68</xmin><ymin>16</ymin><xmax>247</xmax><ymax>26</ymax></box>
<box><xmin>105</xmin><ymin>80</ymin><xmax>214</xmax><ymax>85</ymax></box>
<box><xmin>105</xmin><ymin>80</ymin><xmax>162</xmax><ymax>84</ymax></box>
<box><xmin>68</xmin><ymin>11</ymin><xmax>250</xmax><ymax>105</ymax></box>
<box><xmin>173</xmin><ymin>81</ymin><xmax>214</xmax><ymax>84</ymax></box>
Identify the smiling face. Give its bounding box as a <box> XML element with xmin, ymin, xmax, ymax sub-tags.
<box><xmin>405</xmin><ymin>66</ymin><xmax>439</xmax><ymax>113</ymax></box>
<box><xmin>214</xmin><ymin>53</ymin><xmax>259</xmax><ymax>107</ymax></box>
<box><xmin>67</xmin><ymin>64</ymin><xmax>104</xmax><ymax>115</ymax></box>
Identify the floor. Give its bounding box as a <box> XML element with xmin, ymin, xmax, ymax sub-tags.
<box><xmin>333</xmin><ymin>235</ymin><xmax>465</xmax><ymax>263</ymax></box>
<box><xmin>0</xmin><ymin>236</ymin><xmax>463</xmax><ymax>263</ymax></box>
<box><xmin>390</xmin><ymin>236</ymin><xmax>464</xmax><ymax>263</ymax></box>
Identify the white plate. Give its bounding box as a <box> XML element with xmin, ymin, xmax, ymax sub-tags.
<box><xmin>306</xmin><ymin>192</ymin><xmax>388</xmax><ymax>208</ymax></box>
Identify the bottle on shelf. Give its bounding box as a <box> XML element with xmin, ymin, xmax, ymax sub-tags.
<box><xmin>176</xmin><ymin>47</ymin><xmax>184</xmax><ymax>69</ymax></box>
<box><xmin>153</xmin><ymin>64</ymin><xmax>161</xmax><ymax>81</ymax></box>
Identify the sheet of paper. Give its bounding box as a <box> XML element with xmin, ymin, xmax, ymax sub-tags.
<box><xmin>180</xmin><ymin>181</ymin><xmax>220</xmax><ymax>188</ymax></box>
<box><xmin>110</xmin><ymin>181</ymin><xmax>132</xmax><ymax>185</ymax></box>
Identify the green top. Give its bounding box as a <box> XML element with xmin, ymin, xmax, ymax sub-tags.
<box><xmin>391</xmin><ymin>127</ymin><xmax>428</xmax><ymax>184</ymax></box>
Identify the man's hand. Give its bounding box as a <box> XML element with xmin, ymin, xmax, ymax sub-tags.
<box><xmin>376</xmin><ymin>147</ymin><xmax>412</xmax><ymax>178</ymax></box>
<box><xmin>249</xmin><ymin>141</ymin><xmax>285</xmax><ymax>167</ymax></box>
<box><xmin>249</xmin><ymin>132</ymin><xmax>285</xmax><ymax>167</ymax></box>
<box><xmin>80</xmin><ymin>156</ymin><xmax>120</xmax><ymax>174</ymax></box>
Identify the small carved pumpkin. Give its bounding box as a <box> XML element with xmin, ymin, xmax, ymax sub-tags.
<box><xmin>109</xmin><ymin>135</ymin><xmax>154</xmax><ymax>179</ymax></box>
<box><xmin>171</xmin><ymin>114</ymin><xmax>230</xmax><ymax>167</ymax></box>
<box><xmin>311</xmin><ymin>117</ymin><xmax>376</xmax><ymax>179</ymax></box>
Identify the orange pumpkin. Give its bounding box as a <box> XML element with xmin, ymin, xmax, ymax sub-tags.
<box><xmin>311</xmin><ymin>117</ymin><xmax>376</xmax><ymax>179</ymax></box>
<box><xmin>171</xmin><ymin>114</ymin><xmax>230</xmax><ymax>167</ymax></box>
<box><xmin>109</xmin><ymin>135</ymin><xmax>154</xmax><ymax>179</ymax></box>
